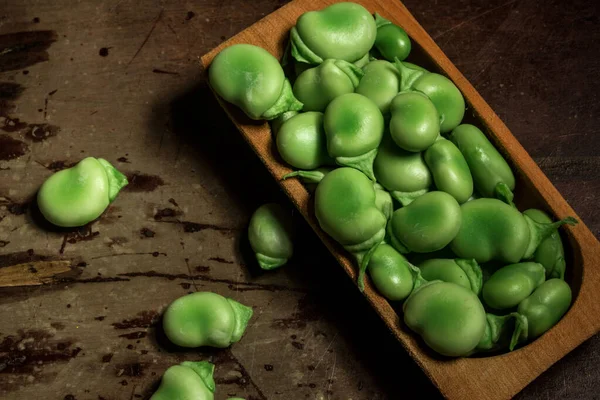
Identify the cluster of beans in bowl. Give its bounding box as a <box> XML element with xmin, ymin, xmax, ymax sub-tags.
<box><xmin>209</xmin><ymin>2</ymin><xmax>577</xmax><ymax>358</ymax></box>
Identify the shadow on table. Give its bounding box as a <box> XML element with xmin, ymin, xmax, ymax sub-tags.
<box><xmin>145</xmin><ymin>77</ymin><xmax>443</xmax><ymax>399</ymax></box>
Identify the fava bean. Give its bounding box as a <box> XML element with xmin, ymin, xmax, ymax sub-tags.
<box><xmin>291</xmin><ymin>2</ymin><xmax>376</xmax><ymax>64</ymax></box>
<box><xmin>276</xmin><ymin>111</ymin><xmax>333</xmax><ymax>170</ymax></box>
<box><xmin>373</xmin><ymin>13</ymin><xmax>411</xmax><ymax>62</ymax></box>
<box><xmin>151</xmin><ymin>361</ymin><xmax>215</xmax><ymax>400</ymax></box>
<box><xmin>324</xmin><ymin>93</ymin><xmax>384</xmax><ymax>180</ymax></box>
<box><xmin>389</xmin><ymin>91</ymin><xmax>440</xmax><ymax>152</ymax></box>
<box><xmin>315</xmin><ymin>167</ymin><xmax>387</xmax><ymax>287</ymax></box>
<box><xmin>293</xmin><ymin>59</ymin><xmax>363</xmax><ymax>112</ymax></box>
<box><xmin>355</xmin><ymin>60</ymin><xmax>401</xmax><ymax>114</ymax></box>
<box><xmin>424</xmin><ymin>137</ymin><xmax>473</xmax><ymax>204</ymax></box>
<box><xmin>248</xmin><ymin>203</ymin><xmax>294</xmax><ymax>270</ymax></box>
<box><xmin>482</xmin><ymin>262</ymin><xmax>546</xmax><ymax>310</ymax></box>
<box><xmin>523</xmin><ymin>209</ymin><xmax>567</xmax><ymax>279</ymax></box>
<box><xmin>387</xmin><ymin>191</ymin><xmax>462</xmax><ymax>254</ymax></box>
<box><xmin>162</xmin><ymin>292</ymin><xmax>253</xmax><ymax>348</ymax></box>
<box><xmin>394</xmin><ymin>60</ymin><xmax>465</xmax><ymax>133</ymax></box>
<box><xmin>373</xmin><ymin>134</ymin><xmax>432</xmax><ymax>206</ymax></box>
<box><xmin>366</xmin><ymin>243</ymin><xmax>415</xmax><ymax>299</ymax></box>
<box><xmin>418</xmin><ymin>258</ymin><xmax>482</xmax><ymax>295</ymax></box>
<box><xmin>449</xmin><ymin>124</ymin><xmax>515</xmax><ymax>203</ymax></box>
<box><xmin>209</xmin><ymin>44</ymin><xmax>302</xmax><ymax>120</ymax></box>
<box><xmin>403</xmin><ymin>281</ymin><xmax>486</xmax><ymax>357</ymax></box>
<box><xmin>511</xmin><ymin>279</ymin><xmax>572</xmax><ymax>349</ymax></box>
<box><xmin>451</xmin><ymin>198</ymin><xmax>576</xmax><ymax>264</ymax></box>
<box><xmin>37</xmin><ymin>157</ymin><xmax>128</xmax><ymax>227</ymax></box>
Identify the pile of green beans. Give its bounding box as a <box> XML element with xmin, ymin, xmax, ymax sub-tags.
<box><xmin>207</xmin><ymin>1</ymin><xmax>579</xmax><ymax>359</ymax></box>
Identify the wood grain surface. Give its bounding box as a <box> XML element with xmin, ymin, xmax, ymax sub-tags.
<box><xmin>1</xmin><ymin>1</ymin><xmax>599</xmax><ymax>399</ymax></box>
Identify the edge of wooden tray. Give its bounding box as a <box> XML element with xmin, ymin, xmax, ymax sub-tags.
<box><xmin>200</xmin><ymin>1</ymin><xmax>600</xmax><ymax>399</ymax></box>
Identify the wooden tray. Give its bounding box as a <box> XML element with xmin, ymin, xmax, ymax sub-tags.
<box><xmin>200</xmin><ymin>1</ymin><xmax>600</xmax><ymax>399</ymax></box>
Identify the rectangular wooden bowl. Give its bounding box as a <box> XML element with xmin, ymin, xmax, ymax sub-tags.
<box><xmin>201</xmin><ymin>1</ymin><xmax>600</xmax><ymax>399</ymax></box>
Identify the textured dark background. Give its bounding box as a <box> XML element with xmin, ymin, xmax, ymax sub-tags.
<box><xmin>0</xmin><ymin>0</ymin><xmax>598</xmax><ymax>399</ymax></box>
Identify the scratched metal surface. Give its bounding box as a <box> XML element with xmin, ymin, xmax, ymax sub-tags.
<box><xmin>0</xmin><ymin>0</ymin><xmax>598</xmax><ymax>399</ymax></box>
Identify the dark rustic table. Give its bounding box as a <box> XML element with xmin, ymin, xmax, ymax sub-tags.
<box><xmin>1</xmin><ymin>0</ymin><xmax>598</xmax><ymax>399</ymax></box>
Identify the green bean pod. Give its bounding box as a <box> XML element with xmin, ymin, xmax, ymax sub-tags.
<box><xmin>315</xmin><ymin>167</ymin><xmax>387</xmax><ymax>289</ymax></box>
<box><xmin>355</xmin><ymin>60</ymin><xmax>401</xmax><ymax>114</ymax></box>
<box><xmin>290</xmin><ymin>2</ymin><xmax>377</xmax><ymax>64</ymax></box>
<box><xmin>482</xmin><ymin>262</ymin><xmax>546</xmax><ymax>310</ymax></box>
<box><xmin>389</xmin><ymin>91</ymin><xmax>440</xmax><ymax>152</ymax></box>
<box><xmin>424</xmin><ymin>137</ymin><xmax>473</xmax><ymax>204</ymax></box>
<box><xmin>151</xmin><ymin>361</ymin><xmax>215</xmax><ymax>400</ymax></box>
<box><xmin>248</xmin><ymin>203</ymin><xmax>294</xmax><ymax>270</ymax></box>
<box><xmin>394</xmin><ymin>60</ymin><xmax>465</xmax><ymax>133</ymax></box>
<box><xmin>373</xmin><ymin>135</ymin><xmax>432</xmax><ymax>206</ymax></box>
<box><xmin>403</xmin><ymin>281</ymin><xmax>487</xmax><ymax>357</ymax></box>
<box><xmin>373</xmin><ymin>13</ymin><xmax>411</xmax><ymax>62</ymax></box>
<box><xmin>324</xmin><ymin>93</ymin><xmax>384</xmax><ymax>180</ymax></box>
<box><xmin>511</xmin><ymin>279</ymin><xmax>572</xmax><ymax>349</ymax></box>
<box><xmin>276</xmin><ymin>111</ymin><xmax>334</xmax><ymax>170</ymax></box>
<box><xmin>449</xmin><ymin>124</ymin><xmax>515</xmax><ymax>203</ymax></box>
<box><xmin>523</xmin><ymin>209</ymin><xmax>567</xmax><ymax>279</ymax></box>
<box><xmin>418</xmin><ymin>258</ymin><xmax>483</xmax><ymax>295</ymax></box>
<box><xmin>293</xmin><ymin>59</ymin><xmax>363</xmax><ymax>112</ymax></box>
<box><xmin>162</xmin><ymin>292</ymin><xmax>253</xmax><ymax>348</ymax></box>
<box><xmin>387</xmin><ymin>191</ymin><xmax>462</xmax><ymax>254</ymax></box>
<box><xmin>37</xmin><ymin>157</ymin><xmax>128</xmax><ymax>227</ymax></box>
<box><xmin>209</xmin><ymin>44</ymin><xmax>302</xmax><ymax>120</ymax></box>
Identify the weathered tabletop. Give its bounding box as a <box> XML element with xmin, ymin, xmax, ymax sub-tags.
<box><xmin>0</xmin><ymin>0</ymin><xmax>598</xmax><ymax>399</ymax></box>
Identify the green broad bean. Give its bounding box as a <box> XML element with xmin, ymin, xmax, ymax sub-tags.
<box><xmin>248</xmin><ymin>203</ymin><xmax>294</xmax><ymax>270</ymax></box>
<box><xmin>511</xmin><ymin>279</ymin><xmax>572</xmax><ymax>349</ymax></box>
<box><xmin>324</xmin><ymin>93</ymin><xmax>384</xmax><ymax>180</ymax></box>
<box><xmin>373</xmin><ymin>13</ymin><xmax>411</xmax><ymax>62</ymax></box>
<box><xmin>389</xmin><ymin>91</ymin><xmax>440</xmax><ymax>152</ymax></box>
<box><xmin>366</xmin><ymin>243</ymin><xmax>415</xmax><ymax>300</ymax></box>
<box><xmin>315</xmin><ymin>167</ymin><xmax>387</xmax><ymax>287</ymax></box>
<box><xmin>403</xmin><ymin>281</ymin><xmax>487</xmax><ymax>357</ymax></box>
<box><xmin>151</xmin><ymin>361</ymin><xmax>215</xmax><ymax>400</ymax></box>
<box><xmin>424</xmin><ymin>137</ymin><xmax>473</xmax><ymax>204</ymax></box>
<box><xmin>373</xmin><ymin>134</ymin><xmax>432</xmax><ymax>206</ymax></box>
<box><xmin>451</xmin><ymin>198</ymin><xmax>576</xmax><ymax>264</ymax></box>
<box><xmin>276</xmin><ymin>111</ymin><xmax>334</xmax><ymax>170</ymax></box>
<box><xmin>449</xmin><ymin>124</ymin><xmax>515</xmax><ymax>203</ymax></box>
<box><xmin>482</xmin><ymin>262</ymin><xmax>546</xmax><ymax>310</ymax></box>
<box><xmin>37</xmin><ymin>157</ymin><xmax>128</xmax><ymax>227</ymax></box>
<box><xmin>293</xmin><ymin>59</ymin><xmax>363</xmax><ymax>112</ymax></box>
<box><xmin>523</xmin><ymin>209</ymin><xmax>567</xmax><ymax>279</ymax></box>
<box><xmin>418</xmin><ymin>258</ymin><xmax>483</xmax><ymax>295</ymax></box>
<box><xmin>209</xmin><ymin>44</ymin><xmax>302</xmax><ymax>120</ymax></box>
<box><xmin>394</xmin><ymin>60</ymin><xmax>465</xmax><ymax>133</ymax></box>
<box><xmin>162</xmin><ymin>292</ymin><xmax>253</xmax><ymax>348</ymax></box>
<box><xmin>355</xmin><ymin>60</ymin><xmax>401</xmax><ymax>114</ymax></box>
<box><xmin>290</xmin><ymin>2</ymin><xmax>377</xmax><ymax>64</ymax></box>
<box><xmin>474</xmin><ymin>312</ymin><xmax>528</xmax><ymax>354</ymax></box>
<box><xmin>387</xmin><ymin>191</ymin><xmax>462</xmax><ymax>254</ymax></box>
